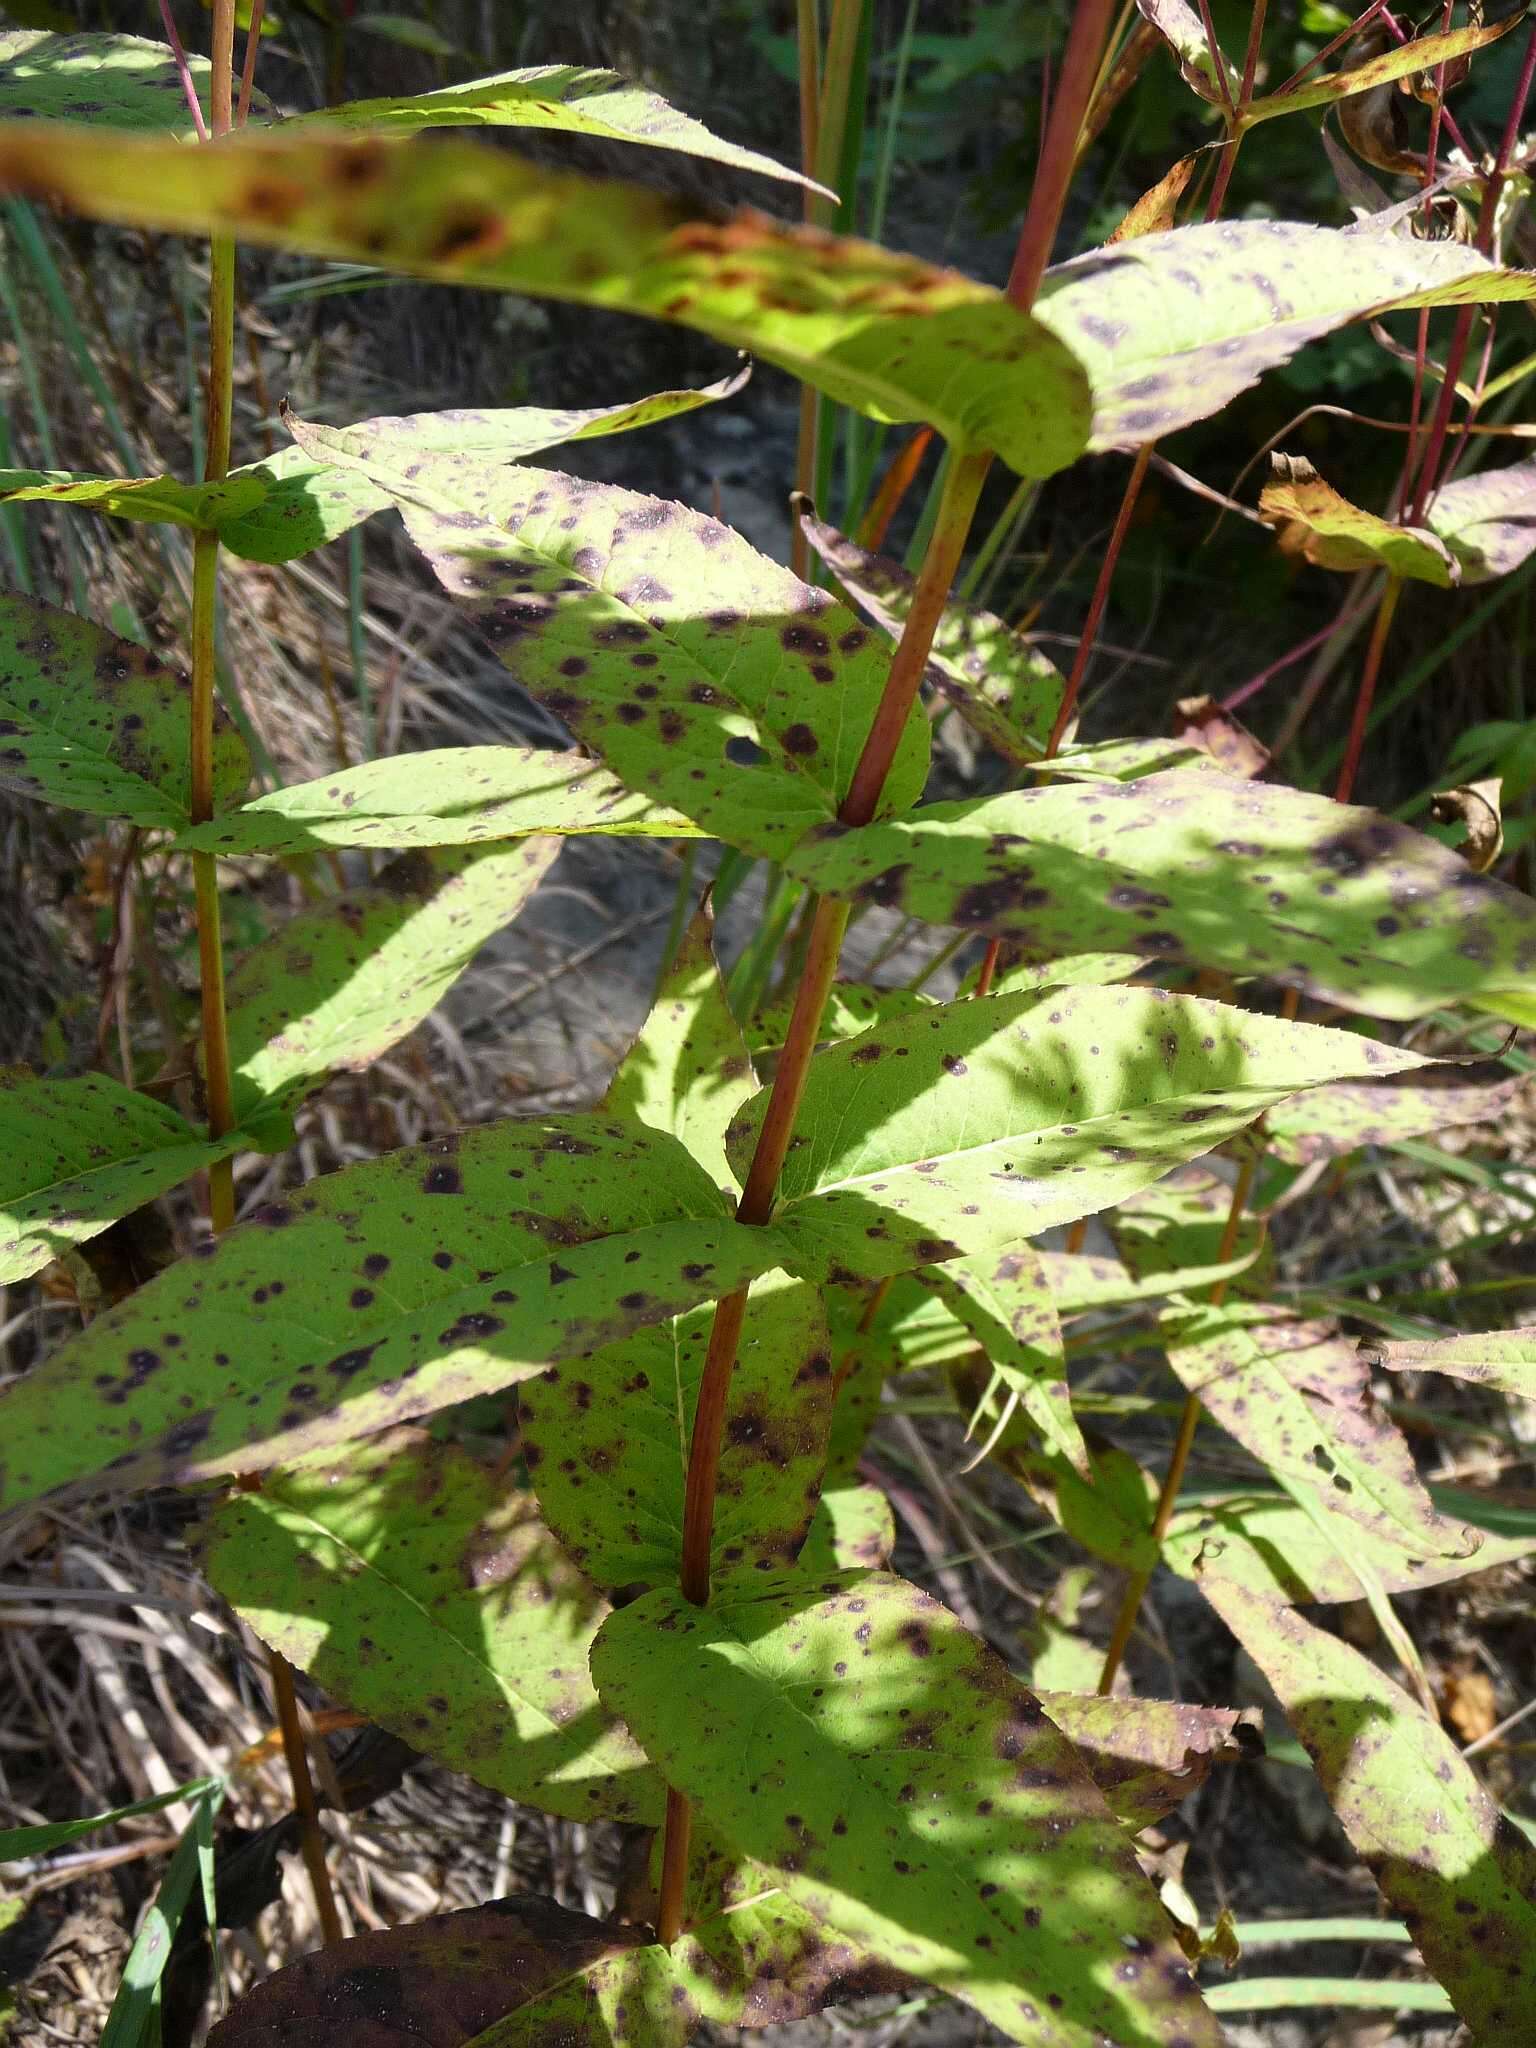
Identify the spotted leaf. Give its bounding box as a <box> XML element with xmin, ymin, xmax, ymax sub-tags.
<box><xmin>1267</xmin><ymin>1063</ymin><xmax>1524</xmax><ymax>1164</ymax></box>
<box><xmin>593</xmin><ymin>1570</ymin><xmax>1222</xmax><ymax>2046</ymax></box>
<box><xmin>1241</xmin><ymin>12</ymin><xmax>1520</xmax><ymax>126</ymax></box>
<box><xmin>1030</xmin><ymin>1692</ymin><xmax>1252</xmax><ymax>1830</ymax></box>
<box><xmin>1363</xmin><ymin>1328</ymin><xmax>1535</xmax><ymax>1401</ymax></box>
<box><xmin>1260</xmin><ymin>454</ymin><xmax>1456</xmax><ymax>585</ymax></box>
<box><xmin>205</xmin><ymin>1430</ymin><xmax>660</xmax><ymax>1823</ymax></box>
<box><xmin>1427</xmin><ymin>451</ymin><xmax>1536</xmax><ymax>585</ymax></box>
<box><xmin>0</xmin><ymin>467</ymin><xmax>265</xmax><ymax>533</ymax></box>
<box><xmin>0</xmin><ymin>30</ymin><xmax>250</xmax><ymax>135</ymax></box>
<box><xmin>0</xmin><ymin>1115</ymin><xmax>792</xmax><ymax>1516</ymax></box>
<box><xmin>1135</xmin><ymin>0</ymin><xmax>1237</xmax><ymax>103</ymax></box>
<box><xmin>784</xmin><ymin>772</ymin><xmax>1536</xmax><ymax>1024</ymax></box>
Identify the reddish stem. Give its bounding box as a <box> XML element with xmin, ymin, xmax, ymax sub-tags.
<box><xmin>1007</xmin><ymin>0</ymin><xmax>1123</xmax><ymax>308</ymax></box>
<box><xmin>857</xmin><ymin>427</ymin><xmax>934</xmax><ymax>551</ymax></box>
<box><xmin>158</xmin><ymin>0</ymin><xmax>209</xmax><ymax>141</ymax></box>
<box><xmin>1334</xmin><ymin>575</ymin><xmax>1402</xmax><ymax>805</ymax></box>
<box><xmin>1043</xmin><ymin>441</ymin><xmax>1154</xmax><ymax>758</ymax></box>
<box><xmin>237</xmin><ymin>0</ymin><xmax>267</xmax><ymax>124</ymax></box>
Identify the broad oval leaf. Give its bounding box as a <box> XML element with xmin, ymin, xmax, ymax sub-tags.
<box><xmin>223</xmin><ymin>840</ymin><xmax>559</xmax><ymax>1124</ymax></box>
<box><xmin>726</xmin><ymin>985</ymin><xmax>1425</xmax><ymax>1280</ymax></box>
<box><xmin>1363</xmin><ymin>1327</ymin><xmax>1535</xmax><ymax>1400</ymax></box>
<box><xmin>1267</xmin><ymin>1063</ymin><xmax>1524</xmax><ymax>1163</ymax></box>
<box><xmin>1427</xmin><ymin>451</ymin><xmax>1536</xmax><ymax>585</ymax></box>
<box><xmin>205</xmin><ymin>1430</ymin><xmax>660</xmax><ymax>1823</ymax></box>
<box><xmin>177</xmin><ymin>745</ymin><xmax>695</xmax><ymax>857</ymax></box>
<box><xmin>1204</xmin><ymin>1580</ymin><xmax>1536</xmax><ymax>2045</ymax></box>
<box><xmin>296</xmin><ymin>62</ymin><xmax>822</xmax><ymax>194</ymax></box>
<box><xmin>205</xmin><ymin>1894</ymin><xmax>679</xmax><ymax>2047</ymax></box>
<box><xmin>0</xmin><ymin>1071</ymin><xmax>241</xmax><ymax>1286</ymax></box>
<box><xmin>0</xmin><ymin>31</ymin><xmax>222</xmax><ymax>135</ymax></box>
<box><xmin>520</xmin><ymin>1272</ymin><xmax>834</xmax><ymax>1597</ymax></box>
<box><xmin>592</xmin><ymin>1569</ymin><xmax>1223</xmax><ymax>2047</ymax></box>
<box><xmin>363</xmin><ymin>458</ymin><xmax>930</xmax><ymax>858</ymax></box>
<box><xmin>1260</xmin><ymin>454</ymin><xmax>1457</xmax><ymax>586</ymax></box>
<box><xmin>0</xmin><ymin>467</ymin><xmax>266</xmax><ymax>532</ymax></box>
<box><xmin>784</xmin><ymin>772</ymin><xmax>1536</xmax><ymax>1024</ymax></box>
<box><xmin>0</xmin><ymin>1114</ymin><xmax>791</xmax><ymax>1516</ymax></box>
<box><xmin>0</xmin><ymin>592</ymin><xmax>247</xmax><ymax>825</ymax></box>
<box><xmin>0</xmin><ymin>125</ymin><xmax>1091</xmax><ymax>477</ymax></box>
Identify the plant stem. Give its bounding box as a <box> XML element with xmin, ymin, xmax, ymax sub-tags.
<box><xmin>1007</xmin><ymin>0</ymin><xmax>1121</xmax><ymax>307</ymax></box>
<box><xmin>1334</xmin><ymin>575</ymin><xmax>1402</xmax><ymax>806</ymax></box>
<box><xmin>1043</xmin><ymin>441</ymin><xmax>1153</xmax><ymax>757</ymax></box>
<box><xmin>1203</xmin><ymin>0</ymin><xmax>1268</xmax><ymax>221</ymax></box>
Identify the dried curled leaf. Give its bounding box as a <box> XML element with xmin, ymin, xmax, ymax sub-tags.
<box><xmin>1431</xmin><ymin>777</ymin><xmax>1504</xmax><ymax>870</ymax></box>
<box><xmin>1260</xmin><ymin>453</ymin><xmax>1458</xmax><ymax>585</ymax></box>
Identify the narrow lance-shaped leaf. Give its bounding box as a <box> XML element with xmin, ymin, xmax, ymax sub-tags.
<box><xmin>0</xmin><ymin>468</ymin><xmax>265</xmax><ymax>533</ymax></box>
<box><xmin>604</xmin><ymin>898</ymin><xmax>756</xmax><ymax>1193</ymax></box>
<box><xmin>1260</xmin><ymin>453</ymin><xmax>1457</xmax><ymax>586</ymax></box>
<box><xmin>0</xmin><ymin>1071</ymin><xmax>242</xmax><ymax>1286</ymax></box>
<box><xmin>1160</xmin><ymin>1301</ymin><xmax>1479</xmax><ymax>1567</ymax></box>
<box><xmin>217</xmin><ymin>368</ymin><xmax>748</xmax><ymax>566</ymax></box>
<box><xmin>222</xmin><ymin>840</ymin><xmax>560</xmax><ymax>1126</ymax></box>
<box><xmin>1267</xmin><ymin>1064</ymin><xmax>1524</xmax><ymax>1164</ymax></box>
<box><xmin>592</xmin><ymin>1569</ymin><xmax>1223</xmax><ymax>2047</ymax></box>
<box><xmin>0</xmin><ymin>591</ymin><xmax>247</xmax><ymax>826</ymax></box>
<box><xmin>205</xmin><ymin>1429</ymin><xmax>660</xmax><ymax>1823</ymax></box>
<box><xmin>295</xmin><ymin>62</ymin><xmax>827</xmax><ymax>196</ymax></box>
<box><xmin>176</xmin><ymin>745</ymin><xmax>698</xmax><ymax>857</ymax></box>
<box><xmin>726</xmin><ymin>985</ymin><xmax>1428</xmax><ymax>1282</ymax></box>
<box><xmin>784</xmin><ymin>771</ymin><xmax>1536</xmax><ymax>1025</ymax></box>
<box><xmin>0</xmin><ymin>1115</ymin><xmax>793</xmax><ymax>1516</ymax></box>
<box><xmin>1362</xmin><ymin>1328</ymin><xmax>1535</xmax><ymax>1401</ymax></box>
<box><xmin>0</xmin><ymin>125</ymin><xmax>1091</xmax><ymax>478</ymax></box>
<box><xmin>1204</xmin><ymin>1579</ymin><xmax>1536</xmax><ymax>2045</ymax></box>
<box><xmin>793</xmin><ymin>494</ymin><xmax>1064</xmax><ymax>767</ymax></box>
<box><xmin>1241</xmin><ymin>12</ymin><xmax>1521</xmax><ymax>126</ymax></box>
<box><xmin>1427</xmin><ymin>450</ymin><xmax>1536</xmax><ymax>585</ymax></box>
<box><xmin>340</xmin><ymin>453</ymin><xmax>929</xmax><ymax>860</ymax></box>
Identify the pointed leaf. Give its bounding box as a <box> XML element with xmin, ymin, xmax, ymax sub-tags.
<box><xmin>1363</xmin><ymin>1328</ymin><xmax>1535</xmax><ymax>1400</ymax></box>
<box><xmin>785</xmin><ymin>772</ymin><xmax>1536</xmax><ymax>1024</ymax></box>
<box><xmin>1204</xmin><ymin>1580</ymin><xmax>1536</xmax><ymax>2045</ymax></box>
<box><xmin>0</xmin><ymin>1114</ymin><xmax>792</xmax><ymax>1515</ymax></box>
<box><xmin>216</xmin><ymin>369</ymin><xmax>748</xmax><ymax>565</ymax></box>
<box><xmin>223</xmin><ymin>840</ymin><xmax>559</xmax><ymax>1123</ymax></box>
<box><xmin>0</xmin><ymin>591</ymin><xmax>247</xmax><ymax>825</ymax></box>
<box><xmin>1427</xmin><ymin>450</ymin><xmax>1536</xmax><ymax>585</ymax></box>
<box><xmin>1242</xmin><ymin>13</ymin><xmax>1520</xmax><ymax>126</ymax></box>
<box><xmin>205</xmin><ymin>1429</ymin><xmax>659</xmax><ymax>1822</ymax></box>
<box><xmin>1031</xmin><ymin>1692</ymin><xmax>1251</xmax><ymax>1829</ymax></box>
<box><xmin>1161</xmin><ymin>1301</ymin><xmax>1479</xmax><ymax>1567</ymax></box>
<box><xmin>203</xmin><ymin>1895</ymin><xmax>679</xmax><ymax>2047</ymax></box>
<box><xmin>0</xmin><ymin>126</ymin><xmax>1091</xmax><ymax>477</ymax></box>
<box><xmin>794</xmin><ymin>495</ymin><xmax>1063</xmax><ymax>767</ymax></box>
<box><xmin>0</xmin><ymin>1071</ymin><xmax>240</xmax><ymax>1285</ymax></box>
<box><xmin>177</xmin><ymin>745</ymin><xmax>696</xmax><ymax>856</ymax></box>
<box><xmin>605</xmin><ymin>899</ymin><xmax>755</xmax><ymax>1193</ymax></box>
<box><xmin>0</xmin><ymin>31</ymin><xmax>226</xmax><ymax>135</ymax></box>
<box><xmin>519</xmin><ymin>1272</ymin><xmax>834</xmax><ymax>1596</ymax></box>
<box><xmin>725</xmin><ymin>986</ymin><xmax>1425</xmax><ymax>1281</ymax></box>
<box><xmin>0</xmin><ymin>1779</ymin><xmax>220</xmax><ymax>1863</ymax></box>
<box><xmin>1135</xmin><ymin>0</ymin><xmax>1237</xmax><ymax>103</ymax></box>
<box><xmin>296</xmin><ymin>63</ymin><xmax>823</xmax><ymax>195</ymax></box>
<box><xmin>0</xmin><ymin>467</ymin><xmax>266</xmax><ymax>532</ymax></box>
<box><xmin>355</xmin><ymin>456</ymin><xmax>929</xmax><ymax>858</ymax></box>
<box><xmin>591</xmin><ymin>1569</ymin><xmax>1222</xmax><ymax>2047</ymax></box>
<box><xmin>1267</xmin><ymin>1064</ymin><xmax>1523</xmax><ymax>1163</ymax></box>
<box><xmin>1259</xmin><ymin>454</ymin><xmax>1456</xmax><ymax>585</ymax></box>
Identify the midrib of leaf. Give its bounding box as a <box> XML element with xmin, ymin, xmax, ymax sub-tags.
<box><xmin>8</xmin><ymin>1129</ymin><xmax>234</xmax><ymax>1207</ymax></box>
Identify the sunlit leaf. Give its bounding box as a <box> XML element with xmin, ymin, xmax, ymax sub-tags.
<box><xmin>1363</xmin><ymin>1327</ymin><xmax>1535</xmax><ymax>1400</ymax></box>
<box><xmin>800</xmin><ymin>1482</ymin><xmax>897</xmax><ymax>1573</ymax></box>
<box><xmin>1242</xmin><ymin>12</ymin><xmax>1520</xmax><ymax>126</ymax></box>
<box><xmin>223</xmin><ymin>840</ymin><xmax>559</xmax><ymax>1124</ymax></box>
<box><xmin>1267</xmin><ymin>1064</ymin><xmax>1524</xmax><ymax>1163</ymax></box>
<box><xmin>1204</xmin><ymin>1580</ymin><xmax>1536</xmax><ymax>2044</ymax></box>
<box><xmin>592</xmin><ymin>1569</ymin><xmax>1222</xmax><ymax>2046</ymax></box>
<box><xmin>748</xmin><ymin>981</ymin><xmax>933</xmax><ymax>1056</ymax></box>
<box><xmin>205</xmin><ymin>1430</ymin><xmax>659</xmax><ymax>1822</ymax></box>
<box><xmin>785</xmin><ymin>771</ymin><xmax>1536</xmax><ymax>1024</ymax></box>
<box><xmin>1260</xmin><ymin>453</ymin><xmax>1457</xmax><ymax>585</ymax></box>
<box><xmin>0</xmin><ymin>467</ymin><xmax>265</xmax><ymax>532</ymax></box>
<box><xmin>0</xmin><ymin>31</ymin><xmax>229</xmax><ymax>134</ymax></box>
<box><xmin>0</xmin><ymin>1115</ymin><xmax>791</xmax><ymax>1514</ymax></box>
<box><xmin>1427</xmin><ymin>450</ymin><xmax>1536</xmax><ymax>585</ymax></box>
<box><xmin>1031</xmin><ymin>1691</ymin><xmax>1252</xmax><ymax>1829</ymax></box>
<box><xmin>1107</xmin><ymin>1166</ymin><xmax>1270</xmax><ymax>1298</ymax></box>
<box><xmin>0</xmin><ymin>125</ymin><xmax>1091</xmax><ymax>476</ymax></box>
<box><xmin>1135</xmin><ymin>0</ymin><xmax>1237</xmax><ymax>103</ymax></box>
<box><xmin>0</xmin><ymin>591</ymin><xmax>247</xmax><ymax>825</ymax></box>
<box><xmin>0</xmin><ymin>1072</ymin><xmax>240</xmax><ymax>1286</ymax></box>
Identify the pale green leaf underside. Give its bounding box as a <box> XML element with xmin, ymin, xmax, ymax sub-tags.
<box><xmin>0</xmin><ymin>125</ymin><xmax>1090</xmax><ymax>478</ymax></box>
<box><xmin>1266</xmin><ymin>1067</ymin><xmax>1523</xmax><ymax>1164</ymax></box>
<box><xmin>1365</xmin><ymin>1328</ymin><xmax>1535</xmax><ymax>1400</ymax></box>
<box><xmin>0</xmin><ymin>1072</ymin><xmax>240</xmax><ymax>1285</ymax></box>
<box><xmin>1428</xmin><ymin>451</ymin><xmax>1536</xmax><ymax>586</ymax></box>
<box><xmin>205</xmin><ymin>1429</ymin><xmax>659</xmax><ymax>1822</ymax></box>
<box><xmin>0</xmin><ymin>467</ymin><xmax>266</xmax><ymax>532</ymax></box>
<box><xmin>1136</xmin><ymin>0</ymin><xmax>1237</xmax><ymax>102</ymax></box>
<box><xmin>592</xmin><ymin>1570</ymin><xmax>1222</xmax><ymax>2047</ymax></box>
<box><xmin>784</xmin><ymin>772</ymin><xmax>1536</xmax><ymax>1024</ymax></box>
<box><xmin>176</xmin><ymin>745</ymin><xmax>696</xmax><ymax>856</ymax></box>
<box><xmin>0</xmin><ymin>1114</ymin><xmax>792</xmax><ymax>1516</ymax></box>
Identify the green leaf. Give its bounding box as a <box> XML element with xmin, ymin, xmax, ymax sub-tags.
<box><xmin>605</xmin><ymin>899</ymin><xmax>755</xmax><ymax>1193</ymax></box>
<box><xmin>0</xmin><ymin>1071</ymin><xmax>242</xmax><ymax>1285</ymax></box>
<box><xmin>356</xmin><ymin>457</ymin><xmax>929</xmax><ymax>859</ymax></box>
<box><xmin>101</xmin><ymin>1783</ymin><xmax>224</xmax><ymax>2048</ymax></box>
<box><xmin>1033</xmin><ymin>220</ymin><xmax>1536</xmax><ymax>453</ymax></box>
<box><xmin>223</xmin><ymin>840</ymin><xmax>559</xmax><ymax>1124</ymax></box>
<box><xmin>296</xmin><ymin>62</ymin><xmax>824</xmax><ymax>196</ymax></box>
<box><xmin>1363</xmin><ymin>1328</ymin><xmax>1535</xmax><ymax>1400</ymax></box>
<box><xmin>520</xmin><ymin>1271</ymin><xmax>833</xmax><ymax>1596</ymax></box>
<box><xmin>1161</xmin><ymin>1302</ymin><xmax>1479</xmax><ymax>1567</ymax></box>
<box><xmin>201</xmin><ymin>1893</ymin><xmax>681</xmax><ymax>2047</ymax></box>
<box><xmin>0</xmin><ymin>31</ymin><xmax>220</xmax><ymax>135</ymax></box>
<box><xmin>1203</xmin><ymin>1580</ymin><xmax>1536</xmax><ymax>2044</ymax></box>
<box><xmin>799</xmin><ymin>1481</ymin><xmax>896</xmax><ymax>1573</ymax></box>
<box><xmin>1427</xmin><ymin>451</ymin><xmax>1536</xmax><ymax>586</ymax></box>
<box><xmin>1267</xmin><ymin>1064</ymin><xmax>1523</xmax><ymax>1163</ymax></box>
<box><xmin>1260</xmin><ymin>454</ymin><xmax>1457</xmax><ymax>586</ymax></box>
<box><xmin>176</xmin><ymin>744</ymin><xmax>697</xmax><ymax>856</ymax></box>
<box><xmin>0</xmin><ymin>1114</ymin><xmax>791</xmax><ymax>1514</ymax></box>
<box><xmin>0</xmin><ymin>1778</ymin><xmax>220</xmax><ymax>1863</ymax></box>
<box><xmin>0</xmin><ymin>467</ymin><xmax>266</xmax><ymax>532</ymax></box>
<box><xmin>216</xmin><ymin>369</ymin><xmax>749</xmax><ymax>565</ymax></box>
<box><xmin>0</xmin><ymin>591</ymin><xmax>248</xmax><ymax>825</ymax></box>
<box><xmin>0</xmin><ymin>125</ymin><xmax>1091</xmax><ymax>476</ymax></box>
<box><xmin>748</xmin><ymin>980</ymin><xmax>933</xmax><ymax>1056</ymax></box>
<box><xmin>1107</xmin><ymin>1166</ymin><xmax>1270</xmax><ymax>1299</ymax></box>
<box><xmin>1242</xmin><ymin>12</ymin><xmax>1520</xmax><ymax>126</ymax></box>
<box><xmin>784</xmin><ymin>772</ymin><xmax>1536</xmax><ymax>1024</ymax></box>
<box><xmin>1031</xmin><ymin>1691</ymin><xmax>1250</xmax><ymax>1829</ymax></box>
<box><xmin>916</xmin><ymin>1243</ymin><xmax>1087</xmax><ymax>1475</ymax></box>
<box><xmin>793</xmin><ymin>494</ymin><xmax>1063</xmax><ymax>767</ymax></box>
<box><xmin>205</xmin><ymin>1429</ymin><xmax>660</xmax><ymax>1822</ymax></box>
<box><xmin>1042</xmin><ymin>736</ymin><xmax>1227</xmax><ymax>782</ymax></box>
<box><xmin>726</xmin><ymin>986</ymin><xmax>1426</xmax><ymax>1281</ymax></box>
<box><xmin>591</xmin><ymin>1569</ymin><xmax>1222</xmax><ymax>2047</ymax></box>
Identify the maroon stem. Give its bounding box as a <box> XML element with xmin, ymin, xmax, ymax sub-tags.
<box><xmin>1044</xmin><ymin>442</ymin><xmax>1154</xmax><ymax>758</ymax></box>
<box><xmin>1007</xmin><ymin>0</ymin><xmax>1123</xmax><ymax>308</ymax></box>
